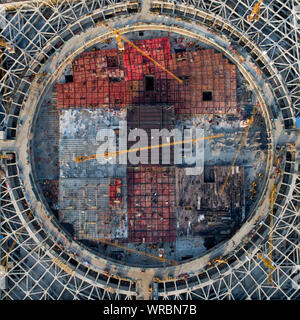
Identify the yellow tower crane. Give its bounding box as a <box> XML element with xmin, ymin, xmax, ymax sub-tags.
<box><xmin>0</xmin><ymin>37</ymin><xmax>14</xmax><ymax>113</ymax></box>
<box><xmin>219</xmin><ymin>103</ymin><xmax>259</xmax><ymax>196</ymax></box>
<box><xmin>75</xmin><ymin>134</ymin><xmax>224</xmax><ymax>163</ymax></box>
<box><xmin>1</xmin><ymin>210</ymin><xmax>34</xmax><ymax>271</ymax></box>
<box><xmin>258</xmin><ymin>253</ymin><xmax>275</xmax><ymax>285</ymax></box>
<box><xmin>97</xmin><ymin>22</ymin><xmax>183</xmax><ymax>84</ymax></box>
<box><xmin>114</xmin><ymin>30</ymin><xmax>124</xmax><ymax>51</ymax></box>
<box><xmin>88</xmin><ymin>237</ymin><xmax>179</xmax><ymax>266</ymax></box>
<box><xmin>257</xmin><ymin>183</ymin><xmax>276</xmax><ymax>286</ymax></box>
<box><xmin>248</xmin><ymin>0</ymin><xmax>263</xmax><ymax>22</ymax></box>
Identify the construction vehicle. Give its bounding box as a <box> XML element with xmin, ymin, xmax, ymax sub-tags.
<box><xmin>250</xmin><ymin>173</ymin><xmax>263</xmax><ymax>200</ymax></box>
<box><xmin>0</xmin><ymin>154</ymin><xmax>13</xmax><ymax>160</ymax></box>
<box><xmin>248</xmin><ymin>0</ymin><xmax>263</xmax><ymax>22</ymax></box>
<box><xmin>250</xmin><ymin>180</ymin><xmax>258</xmax><ymax>200</ymax></box>
<box><xmin>250</xmin><ymin>181</ymin><xmax>257</xmax><ymax>196</ymax></box>
<box><xmin>109</xmin><ymin>178</ymin><xmax>122</xmax><ymax>208</ymax></box>
<box><xmin>257</xmin><ymin>183</ymin><xmax>276</xmax><ymax>285</ymax></box>
<box><xmin>158</xmin><ymin>248</ymin><xmax>165</xmax><ymax>260</ymax></box>
<box><xmin>1</xmin><ymin>209</ymin><xmax>34</xmax><ymax>270</ymax></box>
<box><xmin>208</xmin><ymin>258</ymin><xmax>228</xmax><ymax>266</ymax></box>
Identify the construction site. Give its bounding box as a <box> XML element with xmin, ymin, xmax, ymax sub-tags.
<box><xmin>0</xmin><ymin>0</ymin><xmax>299</xmax><ymax>300</ymax></box>
<box><xmin>32</xmin><ymin>31</ymin><xmax>268</xmax><ymax>263</ymax></box>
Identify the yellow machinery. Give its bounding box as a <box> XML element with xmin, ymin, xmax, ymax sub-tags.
<box><xmin>250</xmin><ymin>181</ymin><xmax>257</xmax><ymax>200</ymax></box>
<box><xmin>99</xmin><ymin>22</ymin><xmax>183</xmax><ymax>84</ymax></box>
<box><xmin>208</xmin><ymin>258</ymin><xmax>228</xmax><ymax>266</ymax></box>
<box><xmin>250</xmin><ymin>173</ymin><xmax>263</xmax><ymax>200</ymax></box>
<box><xmin>248</xmin><ymin>0</ymin><xmax>263</xmax><ymax>22</ymax></box>
<box><xmin>0</xmin><ymin>154</ymin><xmax>13</xmax><ymax>160</ymax></box>
<box><xmin>75</xmin><ymin>133</ymin><xmax>224</xmax><ymax>163</ymax></box>
<box><xmin>219</xmin><ymin>103</ymin><xmax>259</xmax><ymax>196</ymax></box>
<box><xmin>258</xmin><ymin>253</ymin><xmax>275</xmax><ymax>286</ymax></box>
<box><xmin>257</xmin><ymin>183</ymin><xmax>276</xmax><ymax>286</ymax></box>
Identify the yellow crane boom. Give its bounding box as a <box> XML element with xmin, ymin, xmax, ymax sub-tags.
<box><xmin>1</xmin><ymin>210</ymin><xmax>34</xmax><ymax>270</ymax></box>
<box><xmin>75</xmin><ymin>133</ymin><xmax>224</xmax><ymax>163</ymax></box>
<box><xmin>114</xmin><ymin>30</ymin><xmax>124</xmax><ymax>51</ymax></box>
<box><xmin>257</xmin><ymin>183</ymin><xmax>276</xmax><ymax>286</ymax></box>
<box><xmin>98</xmin><ymin>22</ymin><xmax>183</xmax><ymax>84</ymax></box>
<box><xmin>248</xmin><ymin>0</ymin><xmax>263</xmax><ymax>22</ymax></box>
<box><xmin>258</xmin><ymin>253</ymin><xmax>275</xmax><ymax>285</ymax></box>
<box><xmin>268</xmin><ymin>183</ymin><xmax>276</xmax><ymax>285</ymax></box>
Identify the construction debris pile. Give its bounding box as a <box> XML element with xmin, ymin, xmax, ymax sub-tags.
<box><xmin>176</xmin><ymin>166</ymin><xmax>245</xmax><ymax>240</ymax></box>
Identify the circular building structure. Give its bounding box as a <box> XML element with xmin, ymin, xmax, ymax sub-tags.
<box><xmin>0</xmin><ymin>0</ymin><xmax>299</xmax><ymax>300</ymax></box>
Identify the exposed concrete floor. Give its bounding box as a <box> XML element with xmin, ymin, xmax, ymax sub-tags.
<box><xmin>33</xmin><ymin>97</ymin><xmax>59</xmax><ymax>180</ymax></box>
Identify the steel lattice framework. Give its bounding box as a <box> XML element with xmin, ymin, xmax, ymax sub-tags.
<box><xmin>0</xmin><ymin>0</ymin><xmax>299</xmax><ymax>300</ymax></box>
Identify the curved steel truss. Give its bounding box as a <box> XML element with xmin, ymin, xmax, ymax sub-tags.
<box><xmin>0</xmin><ymin>0</ymin><xmax>299</xmax><ymax>300</ymax></box>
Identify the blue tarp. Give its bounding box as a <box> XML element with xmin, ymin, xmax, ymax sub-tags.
<box><xmin>296</xmin><ymin>117</ymin><xmax>300</xmax><ymax>128</ymax></box>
